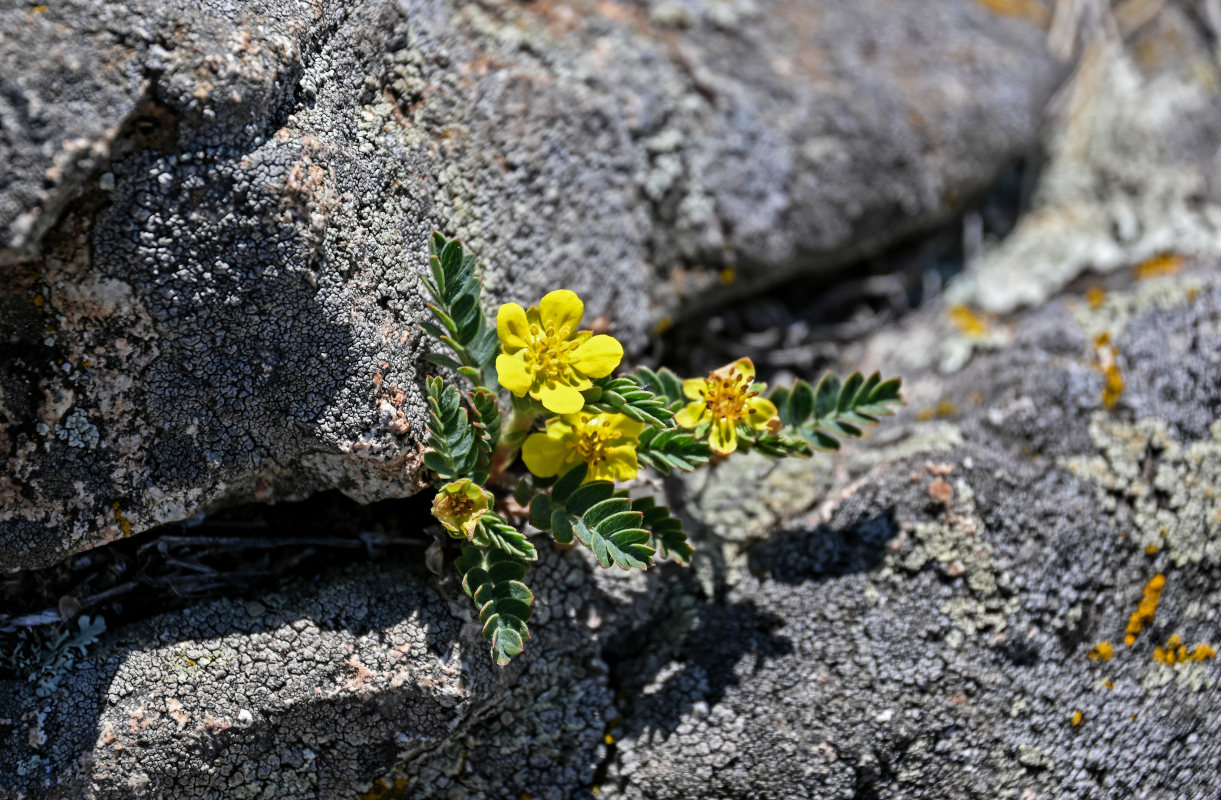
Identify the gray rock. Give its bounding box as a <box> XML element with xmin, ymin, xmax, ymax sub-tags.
<box><xmin>2</xmin><ymin>266</ymin><xmax>1218</xmax><ymax>799</ymax></box>
<box><xmin>0</xmin><ymin>0</ymin><xmax>1062</xmax><ymax>572</ymax></box>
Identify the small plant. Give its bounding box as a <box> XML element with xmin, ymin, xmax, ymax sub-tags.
<box><xmin>420</xmin><ymin>232</ymin><xmax>903</xmax><ymax>664</ymax></box>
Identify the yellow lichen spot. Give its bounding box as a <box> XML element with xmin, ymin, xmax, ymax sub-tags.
<box><xmin>1145</xmin><ymin>545</ymin><xmax>1159</xmax><ymax>555</ymax></box>
<box><xmin>32</xmin><ymin>4</ymin><xmax>48</xmax><ymax>11</ymax></box>
<box><xmin>948</xmin><ymin>304</ymin><xmax>989</xmax><ymax>337</ymax></box>
<box><xmin>653</xmin><ymin>315</ymin><xmax>674</xmax><ymax>335</ymax></box>
<box><xmin>719</xmin><ymin>267</ymin><xmax>736</xmax><ymax>285</ymax></box>
<box><xmin>1071</xmin><ymin>709</ymin><xmax>1083</xmax><ymax>727</ymax></box>
<box><xmin>44</xmin><ymin>325</ymin><xmax>55</xmax><ymax>333</ymax></box>
<box><xmin>936</xmin><ymin>400</ymin><xmax>958</xmax><ymax>417</ymax></box>
<box><xmin>1124</xmin><ymin>573</ymin><xmax>1165</xmax><ymax>645</ymax></box>
<box><xmin>1088</xmin><ymin>641</ymin><xmax>1114</xmax><ymax>662</ymax></box>
<box><xmin>112</xmin><ymin>501</ymin><xmax>133</xmax><ymax>537</ymax></box>
<box><xmin>33</xmin><ymin>294</ymin><xmax>45</xmax><ymax>307</ymax></box>
<box><xmin>591</xmin><ymin>787</ymin><xmax>601</xmax><ymax>796</ymax></box>
<box><xmin>1186</xmin><ymin>287</ymin><xmax>1200</xmax><ymax>303</ymax></box>
<box><xmin>1134</xmin><ymin>253</ymin><xmax>1184</xmax><ymax>280</ymax></box>
<box><xmin>1103</xmin><ymin>679</ymin><xmax>1115</xmax><ymax>690</ymax></box>
<box><xmin>518</xmin><ymin>794</ymin><xmax>534</xmax><ymax>800</ymax></box>
<box><xmin>1086</xmin><ymin>286</ymin><xmax>1106</xmax><ymax>309</ymax></box>
<box><xmin>81</xmin><ymin>359</ymin><xmax>92</xmax><ymax>368</ymax></box>
<box><xmin>972</xmin><ymin>0</ymin><xmax>1050</xmax><ymax>24</ymax></box>
<box><xmin>604</xmin><ymin>733</ymin><xmax>615</xmax><ymax>745</ymax></box>
<box><xmin>1191</xmin><ymin>643</ymin><xmax>1217</xmax><ymax>662</ymax></box>
<box><xmin>916</xmin><ymin>408</ymin><xmax>935</xmax><ymax>422</ymax></box>
<box><xmin>1094</xmin><ymin>333</ymin><xmax>1124</xmax><ymax>410</ymax></box>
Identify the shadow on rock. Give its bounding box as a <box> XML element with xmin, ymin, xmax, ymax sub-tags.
<box><xmin>747</xmin><ymin>507</ymin><xmax>899</xmax><ymax>584</ymax></box>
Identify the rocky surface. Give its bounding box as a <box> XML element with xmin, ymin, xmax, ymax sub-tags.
<box><xmin>3</xmin><ymin>259</ymin><xmax>1217</xmax><ymax>799</ymax></box>
<box><xmin>0</xmin><ymin>0</ymin><xmax>1062</xmax><ymax>572</ymax></box>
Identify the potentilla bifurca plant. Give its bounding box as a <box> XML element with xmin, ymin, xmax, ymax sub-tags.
<box><xmin>420</xmin><ymin>232</ymin><xmax>903</xmax><ymax>665</ymax></box>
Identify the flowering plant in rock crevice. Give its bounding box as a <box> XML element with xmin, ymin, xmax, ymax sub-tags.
<box><xmin>419</xmin><ymin>232</ymin><xmax>903</xmax><ymax>665</ymax></box>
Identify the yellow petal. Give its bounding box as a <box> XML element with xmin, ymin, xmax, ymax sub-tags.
<box><xmin>496</xmin><ymin>302</ymin><xmax>531</xmax><ymax>353</ymax></box>
<box><xmin>674</xmin><ymin>401</ymin><xmax>706</xmax><ymax>428</ymax></box>
<box><xmin>535</xmin><ymin>381</ymin><xmax>586</xmax><ymax>414</ymax></box>
<box><xmin>571</xmin><ymin>334</ymin><xmax>623</xmax><ymax>378</ymax></box>
<box><xmin>496</xmin><ymin>353</ymin><xmax>533</xmax><ymax>396</ymax></box>
<box><xmin>539</xmin><ymin>289</ymin><xmax>584</xmax><ymax>335</ymax></box>
<box><xmin>592</xmin><ymin>446</ymin><xmax>639</xmax><ymax>482</ymax></box>
<box><xmin>681</xmin><ymin>377</ymin><xmax>708</xmax><ymax>401</ymax></box>
<box><xmin>745</xmin><ymin>397</ymin><xmax>779</xmax><ymax>431</ymax></box>
<box><xmin>713</xmin><ymin>357</ymin><xmax>755</xmax><ymax>384</ymax></box>
<box><xmin>605</xmin><ymin>414</ymin><xmax>645</xmax><ymax>440</ymax></box>
<box><xmin>522</xmin><ymin>432</ymin><xmax>572</xmax><ymax>478</ymax></box>
<box><xmin>708</xmin><ymin>418</ymin><xmax>738</xmax><ymax>455</ymax></box>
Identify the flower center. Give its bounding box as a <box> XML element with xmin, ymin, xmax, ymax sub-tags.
<box><xmin>701</xmin><ymin>366</ymin><xmax>756</xmax><ymax>422</ymax></box>
<box><xmin>573</xmin><ymin>417</ymin><xmax>614</xmax><ymax>465</ymax></box>
<box><xmin>522</xmin><ymin>322</ymin><xmax>578</xmax><ymax>384</ymax></box>
<box><xmin>438</xmin><ymin>493</ymin><xmax>477</xmax><ymax>520</ymax></box>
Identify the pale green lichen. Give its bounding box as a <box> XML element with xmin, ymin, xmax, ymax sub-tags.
<box><xmin>1062</xmin><ymin>415</ymin><xmax>1221</xmax><ymax>567</ymax></box>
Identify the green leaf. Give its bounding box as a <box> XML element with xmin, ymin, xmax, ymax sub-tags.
<box><xmin>636</xmin><ymin>427</ymin><xmax>713</xmax><ymax>474</ymax></box>
<box><xmin>788</xmin><ymin>380</ymin><xmax>815</xmax><ymax>427</ymax></box>
<box><xmin>583</xmin><ymin>375</ymin><xmax>675</xmax><ymax>429</ymax></box>
<box><xmin>474</xmin><ymin>514</ymin><xmax>538</xmax><ymax>561</ymax></box>
<box><xmin>419</xmin><ymin>232</ymin><xmax>497</xmax><ymax>386</ymax></box>
<box><xmin>424</xmin><ymin>376</ymin><xmax>486</xmax><ymax>482</ymax></box>
<box><xmin>633</xmin><ymin>366</ymin><xmax>687</xmax><ymax>410</ymax></box>
<box><xmin>528</xmin><ymin>492</ymin><xmax>553</xmax><ymax>530</ymax></box>
<box><xmin>455</xmin><ymin>546</ymin><xmax>533</xmax><ymax>666</ymax></box>
<box><xmin>770</xmin><ymin>371</ymin><xmax>903</xmax><ymax>455</ymax></box>
<box><xmin>633</xmin><ymin>497</ymin><xmax>692</xmax><ymax>565</ymax></box>
<box><xmin>550</xmin><ymin>464</ymin><xmax>588</xmax><ymax>503</ymax></box>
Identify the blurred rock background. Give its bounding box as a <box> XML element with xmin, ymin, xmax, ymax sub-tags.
<box><xmin>1</xmin><ymin>0</ymin><xmax>1219</xmax><ymax>797</ymax></box>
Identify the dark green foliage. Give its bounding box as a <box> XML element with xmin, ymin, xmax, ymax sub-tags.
<box><xmin>424</xmin><ymin>378</ymin><xmax>503</xmax><ymax>484</ymax></box>
<box><xmin>455</xmin><ymin>547</ymin><xmax>533</xmax><ymax>666</ymax></box>
<box><xmin>583</xmin><ymin>374</ymin><xmax>675</xmax><ymax>429</ymax></box>
<box><xmin>635</xmin><ymin>426</ymin><xmax>713</xmax><ymax>474</ymax></box>
<box><xmin>633</xmin><ymin>366</ymin><xmax>687</xmax><ymax>409</ymax></box>
<box><xmin>769</xmin><ymin>371</ymin><xmax>903</xmax><ymax>451</ymax></box>
<box><xmin>473</xmin><ymin>512</ymin><xmax>537</xmax><ymax>562</ymax></box>
<box><xmin>424</xmin><ymin>377</ymin><xmax>479</xmax><ymax>481</ymax></box>
<box><xmin>528</xmin><ymin>465</ymin><xmax>655</xmax><ymax>570</ymax></box>
<box><xmin>632</xmin><ymin>496</ymin><xmax>691</xmax><ymax>565</ymax></box>
<box><xmin>468</xmin><ymin>387</ymin><xmax>501</xmax><ymax>452</ymax></box>
<box><xmin>420</xmin><ymin>231</ymin><xmax>498</xmax><ymax>385</ymax></box>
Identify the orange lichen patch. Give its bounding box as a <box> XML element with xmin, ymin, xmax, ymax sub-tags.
<box><xmin>1071</xmin><ymin>709</ymin><xmax>1084</xmax><ymax>727</ymax></box>
<box><xmin>112</xmin><ymin>502</ymin><xmax>132</xmax><ymax>536</ymax></box>
<box><xmin>1154</xmin><ymin>635</ymin><xmax>1217</xmax><ymax>665</ymax></box>
<box><xmin>652</xmin><ymin>316</ymin><xmax>673</xmax><ymax>336</ymax></box>
<box><xmin>917</xmin><ymin>400</ymin><xmax>958</xmax><ymax>422</ymax></box>
<box><xmin>1088</xmin><ymin>641</ymin><xmax>1114</xmax><ymax>662</ymax></box>
<box><xmin>33</xmin><ymin>294</ymin><xmax>45</xmax><ymax>307</ymax></box>
<box><xmin>359</xmin><ymin>776</ymin><xmax>410</xmax><ymax>800</ymax></box>
<box><xmin>31</xmin><ymin>4</ymin><xmax>48</xmax><ymax>12</ymax></box>
<box><xmin>971</xmin><ymin>0</ymin><xmax>1050</xmax><ymax>25</ymax></box>
<box><xmin>948</xmin><ymin>304</ymin><xmax>989</xmax><ymax>337</ymax></box>
<box><xmin>1086</xmin><ymin>286</ymin><xmax>1106</xmax><ymax>308</ymax></box>
<box><xmin>1123</xmin><ymin>573</ymin><xmax>1165</xmax><ymax>646</ymax></box>
<box><xmin>1103</xmin><ymin>679</ymin><xmax>1115</xmax><ymax>690</ymax></box>
<box><xmin>1134</xmin><ymin>253</ymin><xmax>1184</xmax><ymax>280</ymax></box>
<box><xmin>719</xmin><ymin>267</ymin><xmax>736</xmax><ymax>285</ymax></box>
<box><xmin>1145</xmin><ymin>545</ymin><xmax>1159</xmax><ymax>555</ymax></box>
<box><xmin>1093</xmin><ymin>333</ymin><xmax>1124</xmax><ymax>410</ymax></box>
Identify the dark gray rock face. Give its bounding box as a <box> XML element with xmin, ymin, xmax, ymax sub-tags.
<box><xmin>4</xmin><ymin>263</ymin><xmax>1217</xmax><ymax>798</ymax></box>
<box><xmin>0</xmin><ymin>0</ymin><xmax>1061</xmax><ymax>572</ymax></box>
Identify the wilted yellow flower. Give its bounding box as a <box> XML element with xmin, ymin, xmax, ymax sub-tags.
<box><xmin>432</xmin><ymin>479</ymin><xmax>492</xmax><ymax>539</ymax></box>
<box><xmin>495</xmin><ymin>290</ymin><xmax>623</xmax><ymax>414</ymax></box>
<box><xmin>675</xmin><ymin>357</ymin><xmax>779</xmax><ymax>455</ymax></box>
<box><xmin>522</xmin><ymin>412</ymin><xmax>644</xmax><ymax>483</ymax></box>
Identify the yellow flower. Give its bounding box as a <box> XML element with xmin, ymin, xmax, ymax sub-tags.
<box><xmin>432</xmin><ymin>479</ymin><xmax>493</xmax><ymax>540</ymax></box>
<box><xmin>495</xmin><ymin>289</ymin><xmax>624</xmax><ymax>414</ymax></box>
<box><xmin>675</xmin><ymin>357</ymin><xmax>779</xmax><ymax>455</ymax></box>
<box><xmin>522</xmin><ymin>412</ymin><xmax>645</xmax><ymax>483</ymax></box>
